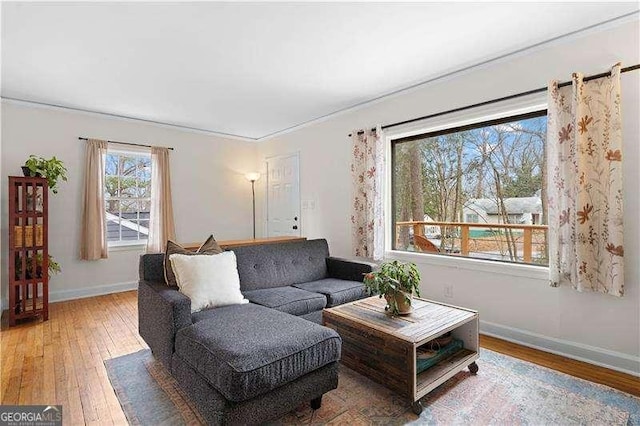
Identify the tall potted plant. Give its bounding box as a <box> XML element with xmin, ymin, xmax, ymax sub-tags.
<box><xmin>22</xmin><ymin>155</ymin><xmax>68</xmax><ymax>194</ymax></box>
<box><xmin>363</xmin><ymin>260</ymin><xmax>421</xmax><ymax>316</ymax></box>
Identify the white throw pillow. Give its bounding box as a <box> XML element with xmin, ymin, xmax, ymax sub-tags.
<box><xmin>169</xmin><ymin>251</ymin><xmax>248</xmax><ymax>312</ymax></box>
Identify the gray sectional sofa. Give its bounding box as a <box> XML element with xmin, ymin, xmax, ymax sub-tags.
<box><xmin>138</xmin><ymin>238</ymin><xmax>374</xmax><ymax>425</ymax></box>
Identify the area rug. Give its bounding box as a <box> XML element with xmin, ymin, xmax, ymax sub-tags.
<box><xmin>104</xmin><ymin>349</ymin><xmax>640</xmax><ymax>425</ymax></box>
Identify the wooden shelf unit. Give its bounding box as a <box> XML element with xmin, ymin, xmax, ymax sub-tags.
<box><xmin>8</xmin><ymin>176</ymin><xmax>49</xmax><ymax>326</ymax></box>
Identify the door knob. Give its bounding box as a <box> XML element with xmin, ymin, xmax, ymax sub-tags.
<box><xmin>293</xmin><ymin>225</ymin><xmax>298</xmax><ymax>230</ymax></box>
<box><xmin>294</xmin><ymin>217</ymin><xmax>298</xmax><ymax>221</ymax></box>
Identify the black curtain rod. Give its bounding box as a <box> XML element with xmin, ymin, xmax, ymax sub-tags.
<box><xmin>348</xmin><ymin>63</ymin><xmax>640</xmax><ymax>137</ymax></box>
<box><xmin>78</xmin><ymin>137</ymin><xmax>174</xmax><ymax>151</ymax></box>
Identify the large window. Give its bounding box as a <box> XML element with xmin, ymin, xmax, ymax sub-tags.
<box><xmin>104</xmin><ymin>149</ymin><xmax>151</xmax><ymax>246</ymax></box>
<box><xmin>391</xmin><ymin>111</ymin><xmax>548</xmax><ymax>265</ymax></box>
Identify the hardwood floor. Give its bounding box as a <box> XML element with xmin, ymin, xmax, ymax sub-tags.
<box><xmin>1</xmin><ymin>291</ymin><xmax>144</xmax><ymax>425</ymax></box>
<box><xmin>1</xmin><ymin>291</ymin><xmax>638</xmax><ymax>425</ymax></box>
<box><xmin>480</xmin><ymin>334</ymin><xmax>640</xmax><ymax>397</ymax></box>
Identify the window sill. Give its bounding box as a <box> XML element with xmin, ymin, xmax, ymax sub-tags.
<box><xmin>108</xmin><ymin>242</ymin><xmax>147</xmax><ymax>253</ymax></box>
<box><xmin>385</xmin><ymin>250</ymin><xmax>549</xmax><ymax>281</ymax></box>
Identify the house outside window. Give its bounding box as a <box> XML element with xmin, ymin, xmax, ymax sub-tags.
<box><xmin>391</xmin><ymin>110</ymin><xmax>548</xmax><ymax>265</ymax></box>
<box><xmin>465</xmin><ymin>213</ymin><xmax>479</xmax><ymax>223</ymax></box>
<box><xmin>104</xmin><ymin>148</ymin><xmax>151</xmax><ymax>246</ymax></box>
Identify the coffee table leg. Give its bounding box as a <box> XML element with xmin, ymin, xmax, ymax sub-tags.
<box><xmin>411</xmin><ymin>401</ymin><xmax>423</xmax><ymax>415</ymax></box>
<box><xmin>469</xmin><ymin>362</ymin><xmax>479</xmax><ymax>375</ymax></box>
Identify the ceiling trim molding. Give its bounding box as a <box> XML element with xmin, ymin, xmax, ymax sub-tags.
<box><xmin>0</xmin><ymin>97</ymin><xmax>260</xmax><ymax>143</ymax></box>
<box><xmin>255</xmin><ymin>10</ymin><xmax>639</xmax><ymax>142</ymax></box>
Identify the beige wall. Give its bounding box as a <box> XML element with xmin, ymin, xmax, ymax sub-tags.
<box><xmin>1</xmin><ymin>102</ymin><xmax>259</xmax><ymax>303</ymax></box>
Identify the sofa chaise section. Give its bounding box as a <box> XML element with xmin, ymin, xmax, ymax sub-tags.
<box><xmin>174</xmin><ymin>303</ymin><xmax>341</xmax><ymax>402</ymax></box>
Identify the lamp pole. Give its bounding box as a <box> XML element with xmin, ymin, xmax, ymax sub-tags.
<box><xmin>245</xmin><ymin>172</ymin><xmax>260</xmax><ymax>239</ymax></box>
<box><xmin>251</xmin><ymin>179</ymin><xmax>256</xmax><ymax>239</ymax></box>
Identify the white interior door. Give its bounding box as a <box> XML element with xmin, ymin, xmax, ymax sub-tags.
<box><xmin>266</xmin><ymin>154</ymin><xmax>300</xmax><ymax>237</ymax></box>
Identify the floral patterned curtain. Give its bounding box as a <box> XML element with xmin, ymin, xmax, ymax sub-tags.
<box><xmin>351</xmin><ymin>126</ymin><xmax>384</xmax><ymax>260</ymax></box>
<box><xmin>547</xmin><ymin>63</ymin><xmax>624</xmax><ymax>296</ymax></box>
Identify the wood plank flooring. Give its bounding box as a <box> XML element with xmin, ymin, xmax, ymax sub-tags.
<box><xmin>1</xmin><ymin>291</ymin><xmax>638</xmax><ymax>425</ymax></box>
<box><xmin>480</xmin><ymin>334</ymin><xmax>640</xmax><ymax>397</ymax></box>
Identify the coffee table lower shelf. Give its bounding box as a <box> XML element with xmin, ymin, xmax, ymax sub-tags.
<box><xmin>416</xmin><ymin>349</ymin><xmax>478</xmax><ymax>398</ymax></box>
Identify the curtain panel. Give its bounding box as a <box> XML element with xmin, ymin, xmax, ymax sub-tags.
<box><xmin>351</xmin><ymin>126</ymin><xmax>384</xmax><ymax>261</ymax></box>
<box><xmin>547</xmin><ymin>63</ymin><xmax>624</xmax><ymax>296</ymax></box>
<box><xmin>147</xmin><ymin>147</ymin><xmax>176</xmax><ymax>253</ymax></box>
<box><xmin>80</xmin><ymin>139</ymin><xmax>108</xmax><ymax>260</ymax></box>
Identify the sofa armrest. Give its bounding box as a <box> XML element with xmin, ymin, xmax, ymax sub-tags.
<box><xmin>326</xmin><ymin>257</ymin><xmax>376</xmax><ymax>282</ymax></box>
<box><xmin>138</xmin><ymin>280</ymin><xmax>192</xmax><ymax>369</ymax></box>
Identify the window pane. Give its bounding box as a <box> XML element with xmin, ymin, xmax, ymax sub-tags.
<box><xmin>139</xmin><ymin>219</ymin><xmax>150</xmax><ymax>238</ymax></box>
<box><xmin>139</xmin><ymin>200</ymin><xmax>151</xmax><ymax>214</ymax></box>
<box><xmin>118</xmin><ymin>176</ymin><xmax>137</xmax><ymax>197</ymax></box>
<box><xmin>120</xmin><ymin>155</ymin><xmax>137</xmax><ymax>177</ymax></box>
<box><xmin>120</xmin><ymin>199</ymin><xmax>137</xmax><ymax>214</ymax></box>
<box><xmin>392</xmin><ymin>113</ymin><xmax>548</xmax><ymax>265</ymax></box>
<box><xmin>121</xmin><ymin>218</ymin><xmax>139</xmax><ymax>241</ymax></box>
<box><xmin>104</xmin><ymin>175</ymin><xmax>119</xmax><ymax>199</ymax></box>
<box><xmin>137</xmin><ymin>157</ymin><xmax>152</xmax><ymax>180</ymax></box>
<box><xmin>106</xmin><ymin>200</ymin><xmax>120</xmax><ymax>242</ymax></box>
<box><xmin>105</xmin><ymin>154</ymin><xmax>119</xmax><ymax>176</ymax></box>
<box><xmin>138</xmin><ymin>179</ymin><xmax>151</xmax><ymax>198</ymax></box>
<box><xmin>106</xmin><ymin>199</ymin><xmax>119</xmax><ymax>216</ymax></box>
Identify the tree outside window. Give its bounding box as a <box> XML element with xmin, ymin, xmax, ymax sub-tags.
<box><xmin>392</xmin><ymin>111</ymin><xmax>548</xmax><ymax>265</ymax></box>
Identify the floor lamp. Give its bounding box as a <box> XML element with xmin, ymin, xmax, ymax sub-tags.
<box><xmin>245</xmin><ymin>172</ymin><xmax>261</xmax><ymax>239</ymax></box>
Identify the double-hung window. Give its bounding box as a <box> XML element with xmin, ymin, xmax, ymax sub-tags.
<box><xmin>391</xmin><ymin>110</ymin><xmax>548</xmax><ymax>265</ymax></box>
<box><xmin>104</xmin><ymin>148</ymin><xmax>152</xmax><ymax>247</ymax></box>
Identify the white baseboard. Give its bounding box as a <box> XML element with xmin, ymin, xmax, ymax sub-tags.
<box><xmin>50</xmin><ymin>281</ymin><xmax>138</xmax><ymax>303</ymax></box>
<box><xmin>1</xmin><ymin>281</ymin><xmax>138</xmax><ymax>311</ymax></box>
<box><xmin>481</xmin><ymin>320</ymin><xmax>640</xmax><ymax>377</ymax></box>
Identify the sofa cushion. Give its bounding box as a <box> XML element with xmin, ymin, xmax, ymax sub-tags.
<box><xmin>232</xmin><ymin>239</ymin><xmax>329</xmax><ymax>290</ymax></box>
<box><xmin>170</xmin><ymin>252</ymin><xmax>248</xmax><ymax>312</ymax></box>
<box><xmin>174</xmin><ymin>303</ymin><xmax>341</xmax><ymax>402</ymax></box>
<box><xmin>293</xmin><ymin>278</ymin><xmax>367</xmax><ymax>307</ymax></box>
<box><xmin>164</xmin><ymin>236</ymin><xmax>223</xmax><ymax>286</ymax></box>
<box><xmin>242</xmin><ymin>286</ymin><xmax>326</xmax><ymax>316</ymax></box>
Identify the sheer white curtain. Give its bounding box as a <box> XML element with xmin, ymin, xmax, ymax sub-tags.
<box><xmin>147</xmin><ymin>147</ymin><xmax>176</xmax><ymax>253</ymax></box>
<box><xmin>350</xmin><ymin>126</ymin><xmax>384</xmax><ymax>260</ymax></box>
<box><xmin>547</xmin><ymin>63</ymin><xmax>624</xmax><ymax>296</ymax></box>
<box><xmin>80</xmin><ymin>139</ymin><xmax>108</xmax><ymax>260</ymax></box>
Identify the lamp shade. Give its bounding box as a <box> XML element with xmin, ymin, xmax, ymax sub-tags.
<box><xmin>245</xmin><ymin>172</ymin><xmax>261</xmax><ymax>182</ymax></box>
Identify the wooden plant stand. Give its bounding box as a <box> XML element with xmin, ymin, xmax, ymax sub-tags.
<box><xmin>323</xmin><ymin>296</ymin><xmax>479</xmax><ymax>414</ymax></box>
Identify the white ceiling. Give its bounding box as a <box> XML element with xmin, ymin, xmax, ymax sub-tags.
<box><xmin>2</xmin><ymin>2</ymin><xmax>638</xmax><ymax>140</ymax></box>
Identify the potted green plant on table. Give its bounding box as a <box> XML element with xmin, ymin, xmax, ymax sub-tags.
<box><xmin>22</xmin><ymin>155</ymin><xmax>68</xmax><ymax>194</ymax></box>
<box><xmin>363</xmin><ymin>260</ymin><xmax>421</xmax><ymax>316</ymax></box>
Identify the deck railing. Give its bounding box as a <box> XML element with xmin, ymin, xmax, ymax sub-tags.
<box><xmin>395</xmin><ymin>221</ymin><xmax>549</xmax><ymax>264</ymax></box>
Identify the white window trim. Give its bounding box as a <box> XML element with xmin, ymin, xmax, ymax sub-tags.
<box><xmin>108</xmin><ymin>240</ymin><xmax>147</xmax><ymax>251</ymax></box>
<box><xmin>107</xmin><ymin>144</ymin><xmax>152</xmax><ymax>156</ymax></box>
<box><xmin>104</xmin><ymin>146</ymin><xmax>152</xmax><ymax>249</ymax></box>
<box><xmin>382</xmin><ymin>92</ymin><xmax>549</xmax><ymax>280</ymax></box>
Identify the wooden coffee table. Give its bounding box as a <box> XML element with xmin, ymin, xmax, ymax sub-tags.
<box><xmin>323</xmin><ymin>296</ymin><xmax>479</xmax><ymax>414</ymax></box>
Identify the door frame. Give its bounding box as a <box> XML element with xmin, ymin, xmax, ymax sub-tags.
<box><xmin>265</xmin><ymin>152</ymin><xmax>301</xmax><ymax>237</ymax></box>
